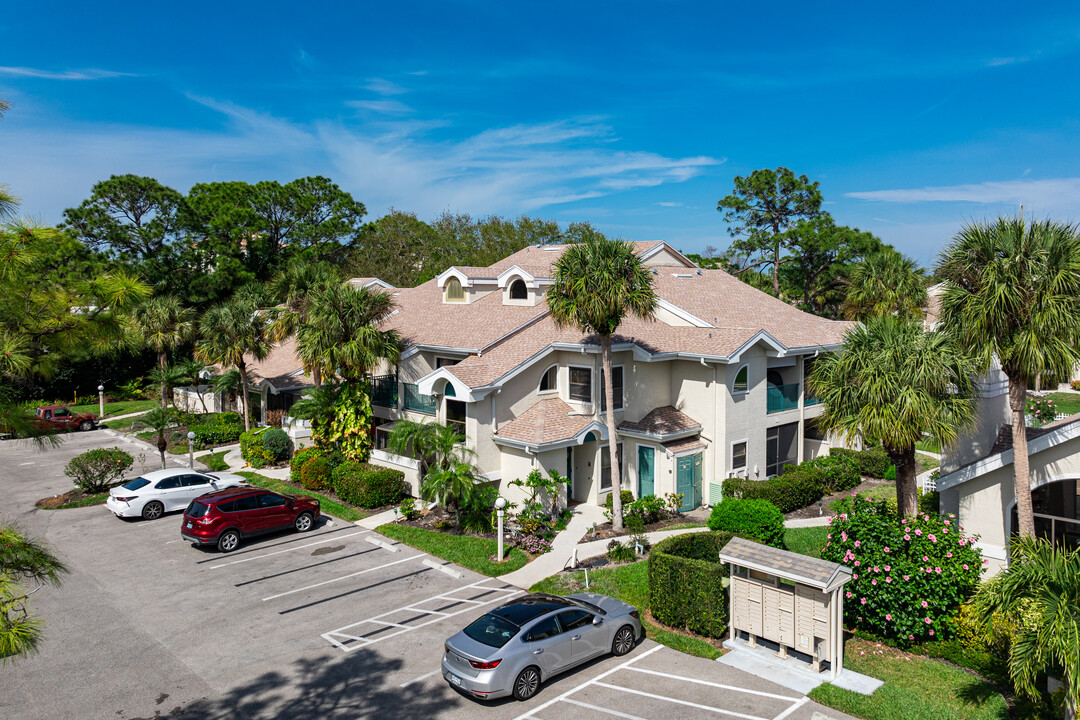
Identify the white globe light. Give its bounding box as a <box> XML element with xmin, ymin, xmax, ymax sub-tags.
<box><xmin>187</xmin><ymin>431</ymin><xmax>196</xmax><ymax>440</ymax></box>
<box><xmin>495</xmin><ymin>497</ymin><xmax>507</xmax><ymax>509</ymax></box>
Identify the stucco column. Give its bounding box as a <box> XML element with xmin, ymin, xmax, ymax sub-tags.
<box><xmin>797</xmin><ymin>355</ymin><xmax>805</xmax><ymax>463</ymax></box>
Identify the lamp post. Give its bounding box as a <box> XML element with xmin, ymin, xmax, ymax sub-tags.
<box><xmin>98</xmin><ymin>385</ymin><xmax>105</xmax><ymax>419</ymax></box>
<box><xmin>495</xmin><ymin>497</ymin><xmax>507</xmax><ymax>562</ymax></box>
<box><xmin>187</xmin><ymin>431</ymin><xmax>196</xmax><ymax>469</ymax></box>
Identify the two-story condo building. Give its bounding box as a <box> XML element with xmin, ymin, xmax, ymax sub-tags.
<box><xmin>222</xmin><ymin>241</ymin><xmax>853</xmax><ymax>511</ymax></box>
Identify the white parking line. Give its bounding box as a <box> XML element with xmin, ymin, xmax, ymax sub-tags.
<box><xmin>323</xmin><ymin>578</ymin><xmax>522</xmax><ymax>651</ymax></box>
<box><xmin>18</xmin><ymin>461</ymin><xmax>34</xmax><ymax>466</ymax></box>
<box><xmin>772</xmin><ymin>697</ymin><xmax>809</xmax><ymax>720</ymax></box>
<box><xmin>592</xmin><ymin>681</ymin><xmax>770</xmax><ymax>720</ymax></box>
<box><xmin>561</xmin><ymin>698</ymin><xmax>647</xmax><ymax>720</ymax></box>
<box><xmin>512</xmin><ymin>645</ymin><xmax>663</xmax><ymax>720</ymax></box>
<box><xmin>399</xmin><ymin>669</ymin><xmax>441</xmax><ymax>688</ymax></box>
<box><xmin>208</xmin><ymin>530</ymin><xmax>369</xmax><ymax>569</ymax></box>
<box><xmin>261</xmin><ymin>554</ymin><xmax>425</xmax><ymax>601</ymax></box>
<box><xmin>624</xmin><ymin>666</ymin><xmax>798</xmax><ymax>700</ymax></box>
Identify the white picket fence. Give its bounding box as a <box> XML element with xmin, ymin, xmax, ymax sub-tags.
<box><xmin>1026</xmin><ymin>412</ymin><xmax>1070</xmax><ymax>428</ymax></box>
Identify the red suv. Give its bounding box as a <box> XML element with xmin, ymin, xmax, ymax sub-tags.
<box><xmin>181</xmin><ymin>487</ymin><xmax>321</xmax><ymax>552</ymax></box>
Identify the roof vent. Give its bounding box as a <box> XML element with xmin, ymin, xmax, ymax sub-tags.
<box><xmin>696</xmin><ymin>269</ymin><xmax>702</xmax><ymax>275</ymax></box>
<box><xmin>674</xmin><ymin>273</ymin><xmax>694</xmax><ymax>279</ymax></box>
<box><xmin>651</xmin><ymin>268</ymin><xmax>658</xmax><ymax>275</ymax></box>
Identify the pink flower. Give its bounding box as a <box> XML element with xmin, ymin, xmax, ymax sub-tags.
<box><xmin>871</xmin><ymin>579</ymin><xmax>877</xmax><ymax>586</ymax></box>
<box><xmin>886</xmin><ymin>613</ymin><xmax>892</xmax><ymax>621</ymax></box>
<box><xmin>935</xmin><ymin>567</ymin><xmax>942</xmax><ymax>574</ymax></box>
<box><xmin>984</xmin><ymin>559</ymin><xmax>989</xmax><ymax>565</ymax></box>
<box><xmin>929</xmin><ymin>534</ymin><xmax>937</xmax><ymax>543</ymax></box>
<box><xmin>904</xmin><ymin>575</ymin><xmax>910</xmax><ymax>581</ymax></box>
<box><xmin>861</xmin><ymin>597</ymin><xmax>867</xmax><ymax>605</ymax></box>
<box><xmin>884</xmin><ymin>546</ymin><xmax>891</xmax><ymax>553</ymax></box>
<box><xmin>884</xmin><ymin>565</ymin><xmax>891</xmax><ymax>572</ymax></box>
<box><xmin>904</xmin><ymin>534</ymin><xmax>911</xmax><ymax>541</ymax></box>
<box><xmin>885</xmin><ymin>576</ymin><xmax>892</xmax><ymax>583</ymax></box>
<box><xmin>841</xmin><ymin>532</ymin><xmax>848</xmax><ymax>541</ymax></box>
<box><xmin>853</xmin><ymin>573</ymin><xmax>858</xmax><ymax>579</ymax></box>
<box><xmin>915</xmin><ymin>529</ymin><xmax>923</xmax><ymax>536</ymax></box>
<box><xmin>924</xmin><ymin>617</ymin><xmax>932</xmax><ymax>624</ymax></box>
<box><xmin>929</xmin><ymin>629</ymin><xmax>935</xmax><ymax>636</ymax></box>
<box><xmin>921</xmin><ymin>600</ymin><xmax>928</xmax><ymax>608</ymax></box>
<box><xmin>827</xmin><ymin>534</ymin><xmax>832</xmax><ymax>539</ymax></box>
<box><xmin>946</xmin><ymin>552</ymin><xmax>953</xmax><ymax>558</ymax></box>
<box><xmin>873</xmin><ymin>566</ymin><xmax>880</xmax><ymax>573</ymax></box>
<box><xmin>846</xmin><ymin>591</ymin><xmax>853</xmax><ymax>598</ymax></box>
<box><xmin>962</xmin><ymin>564</ymin><xmax>969</xmax><ymax>571</ymax></box>
<box><xmin>942</xmin><ymin>528</ymin><xmax>949</xmax><ymax>534</ymax></box>
<box><xmin>854</xmin><ymin>560</ymin><xmax>861</xmax><ymax>567</ymax></box>
<box><xmin>923</xmin><ymin>555</ymin><xmax>930</xmax><ymax>562</ymax></box>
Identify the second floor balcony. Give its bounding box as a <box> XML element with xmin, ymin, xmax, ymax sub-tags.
<box><xmin>766</xmin><ymin>383</ymin><xmax>800</xmax><ymax>414</ymax></box>
<box><xmin>403</xmin><ymin>382</ymin><xmax>437</xmax><ymax>415</ymax></box>
<box><xmin>370</xmin><ymin>374</ymin><xmax>398</xmax><ymax>407</ymax></box>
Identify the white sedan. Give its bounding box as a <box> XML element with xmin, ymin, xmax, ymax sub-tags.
<box><xmin>106</xmin><ymin>468</ymin><xmax>248</xmax><ymax>520</ymax></box>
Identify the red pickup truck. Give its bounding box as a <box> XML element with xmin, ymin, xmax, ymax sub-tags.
<box><xmin>33</xmin><ymin>405</ymin><xmax>98</xmax><ymax>432</ymax></box>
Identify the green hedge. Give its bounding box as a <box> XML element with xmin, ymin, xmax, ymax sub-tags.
<box><xmin>189</xmin><ymin>412</ymin><xmax>245</xmax><ymax>446</ymax></box>
<box><xmin>239</xmin><ymin>428</ymin><xmax>274</xmax><ymax>468</ymax></box>
<box><xmin>706</xmin><ymin>499</ymin><xmax>785</xmax><ymax>548</ymax></box>
<box><xmin>723</xmin><ymin>471</ymin><xmax>824</xmax><ymax>514</ymax></box>
<box><xmin>300</xmin><ymin>457</ymin><xmax>332</xmax><ymax>491</ymax></box>
<box><xmin>648</xmin><ymin>531</ymin><xmax>733</xmax><ymax>638</ymax></box>
<box><xmin>333</xmin><ymin>462</ymin><xmax>407</xmax><ymax>508</ymax></box>
<box><xmin>830</xmin><ymin>446</ymin><xmax>890</xmax><ymax>478</ymax></box>
<box><xmin>290</xmin><ymin>446</ymin><xmax>323</xmax><ymax>483</ymax></box>
<box><xmin>261</xmin><ymin>428</ymin><xmax>290</xmax><ymax>462</ymax></box>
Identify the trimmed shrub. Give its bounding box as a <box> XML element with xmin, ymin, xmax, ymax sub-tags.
<box><xmin>290</xmin><ymin>446</ymin><xmax>323</xmax><ymax>482</ymax></box>
<box><xmin>884</xmin><ymin>464</ymin><xmax>897</xmax><ymax>481</ymax></box>
<box><xmin>723</xmin><ymin>471</ymin><xmax>824</xmax><ymax>514</ymax></box>
<box><xmin>333</xmin><ymin>462</ymin><xmax>406</xmax><ymax>508</ymax></box>
<box><xmin>707</xmin><ymin>498</ymin><xmax>785</xmax><ymax>548</ymax></box>
<box><xmin>648</xmin><ymin>531</ymin><xmax>734</xmax><ymax>638</ymax></box>
<box><xmin>64</xmin><ymin>447</ymin><xmax>134</xmax><ymax>493</ymax></box>
<box><xmin>260</xmin><ymin>428</ymin><xmax>290</xmax><ymax>462</ymax></box>
<box><xmin>830</xmin><ymin>446</ymin><xmax>890</xmax><ymax>479</ymax></box>
<box><xmin>239</xmin><ymin>428</ymin><xmax>274</xmax><ymax>468</ymax></box>
<box><xmin>300</xmin><ymin>457</ymin><xmax>333</xmax><ymax>491</ymax></box>
<box><xmin>606</xmin><ymin>539</ymin><xmax>636</xmax><ymax>563</ymax></box>
<box><xmin>820</xmin><ymin>495</ymin><xmax>983</xmax><ymax>647</ymax></box>
<box><xmin>189</xmin><ymin>412</ymin><xmax>245</xmax><ymax>446</ymax></box>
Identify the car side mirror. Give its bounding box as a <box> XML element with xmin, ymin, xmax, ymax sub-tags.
<box><xmin>592</xmin><ymin>616</ymin><xmax>602</xmax><ymax>626</ymax></box>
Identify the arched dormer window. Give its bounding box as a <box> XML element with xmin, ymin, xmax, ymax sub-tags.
<box><xmin>509</xmin><ymin>278</ymin><xmax>528</xmax><ymax>300</ymax></box>
<box><xmin>445</xmin><ymin>277</ymin><xmax>464</xmax><ymax>303</ymax></box>
<box><xmin>732</xmin><ymin>364</ymin><xmax>749</xmax><ymax>394</ymax></box>
<box><xmin>538</xmin><ymin>365</ymin><xmax>557</xmax><ymax>393</ymax></box>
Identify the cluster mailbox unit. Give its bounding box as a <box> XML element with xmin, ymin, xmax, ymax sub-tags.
<box><xmin>719</xmin><ymin>537</ymin><xmax>852</xmax><ymax>678</ymax></box>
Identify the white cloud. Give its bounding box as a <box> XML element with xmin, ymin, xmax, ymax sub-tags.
<box><xmin>656</xmin><ymin>201</ymin><xmax>682</xmax><ymax>207</ymax></box>
<box><xmin>346</xmin><ymin>99</ymin><xmax>414</xmax><ymax>114</ymax></box>
<box><xmin>363</xmin><ymin>78</ymin><xmax>408</xmax><ymax>96</ymax></box>
<box><xmin>0</xmin><ymin>66</ymin><xmax>133</xmax><ymax>80</ymax></box>
<box><xmin>845</xmin><ymin>178</ymin><xmax>1080</xmax><ymax>215</ymax></box>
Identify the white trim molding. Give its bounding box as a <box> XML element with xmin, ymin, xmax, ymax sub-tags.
<box><xmin>938</xmin><ymin>417</ymin><xmax>1080</xmax><ymax>492</ymax></box>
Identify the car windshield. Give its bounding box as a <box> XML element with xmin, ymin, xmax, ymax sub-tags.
<box><xmin>463</xmin><ymin>613</ymin><xmax>519</xmax><ymax>649</ymax></box>
<box><xmin>121</xmin><ymin>478</ymin><xmax>150</xmax><ymax>492</ymax></box>
<box><xmin>187</xmin><ymin>501</ymin><xmax>211</xmax><ymax>518</ymax></box>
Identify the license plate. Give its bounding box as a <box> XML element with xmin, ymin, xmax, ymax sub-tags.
<box><xmin>448</xmin><ymin>673</ymin><xmax>461</xmax><ymax>686</ymax></box>
<box><xmin>186</xmin><ymin>522</ymin><xmax>192</xmax><ymax>529</ymax></box>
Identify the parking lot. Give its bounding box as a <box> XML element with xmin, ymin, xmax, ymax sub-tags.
<box><xmin>0</xmin><ymin>432</ymin><xmax>851</xmax><ymax>719</ymax></box>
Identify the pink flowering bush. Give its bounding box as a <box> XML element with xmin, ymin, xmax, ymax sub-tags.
<box><xmin>821</xmin><ymin>495</ymin><xmax>983</xmax><ymax>646</ymax></box>
<box><xmin>1026</xmin><ymin>396</ymin><xmax>1057</xmax><ymax>425</ymax></box>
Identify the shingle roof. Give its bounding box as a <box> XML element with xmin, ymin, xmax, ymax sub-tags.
<box><xmin>245</xmin><ymin>338</ymin><xmax>314</xmax><ymax>391</ymax></box>
<box><xmin>718</xmin><ymin>536</ymin><xmax>852</xmax><ymax>592</ymax></box>
<box><xmin>619</xmin><ymin>406</ymin><xmax>701</xmax><ymax>437</ymax></box>
<box><xmin>494</xmin><ymin>398</ymin><xmax>593</xmax><ymax>446</ymax></box>
<box><xmin>663</xmin><ymin>437</ymin><xmax>708</xmax><ymax>455</ymax></box>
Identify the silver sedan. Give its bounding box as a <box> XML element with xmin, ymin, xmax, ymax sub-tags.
<box><xmin>442</xmin><ymin>592</ymin><xmax>643</xmax><ymax>701</ymax></box>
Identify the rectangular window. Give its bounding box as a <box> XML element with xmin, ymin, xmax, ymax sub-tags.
<box><xmin>436</xmin><ymin>357</ymin><xmax>459</xmax><ymax>369</ymax></box>
<box><xmin>445</xmin><ymin>400</ymin><xmax>467</xmax><ymax>441</ymax></box>
<box><xmin>732</xmin><ymin>441</ymin><xmax>747</xmax><ymax>470</ymax></box>
<box><xmin>600</xmin><ymin>366</ymin><xmax>624</xmax><ymax>411</ymax></box>
<box><xmin>569</xmin><ymin>367</ymin><xmax>591</xmax><ymax>403</ymax></box>
<box><xmin>600</xmin><ymin>444</ymin><xmax>623</xmax><ymax>490</ymax></box>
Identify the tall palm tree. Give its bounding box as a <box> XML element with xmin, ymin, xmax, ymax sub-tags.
<box><xmin>937</xmin><ymin>217</ymin><xmax>1080</xmax><ymax>537</ymax></box>
<box><xmin>129</xmin><ymin>295</ymin><xmax>195</xmax><ymax>406</ymax></box>
<box><xmin>142</xmin><ymin>406</ymin><xmax>176</xmax><ymax>469</ymax></box>
<box><xmin>808</xmin><ymin>316</ymin><xmax>977</xmax><ymax>516</ymax></box>
<box><xmin>213</xmin><ymin>367</ymin><xmax>241</xmax><ymax>414</ymax></box>
<box><xmin>971</xmin><ymin>537</ymin><xmax>1080</xmax><ymax>720</ymax></box>
<box><xmin>287</xmin><ymin>384</ymin><xmax>341</xmax><ymax>448</ymax></box>
<box><xmin>296</xmin><ymin>283</ymin><xmax>401</xmax><ymax>384</ymax></box>
<box><xmin>269</xmin><ymin>261</ymin><xmax>342</xmax><ymax>386</ymax></box>
<box><xmin>195</xmin><ymin>292</ymin><xmax>271</xmax><ymax>431</ymax></box>
<box><xmin>147</xmin><ymin>364</ymin><xmax>189</xmax><ymax>410</ymax></box>
<box><xmin>548</xmin><ymin>236</ymin><xmax>657</xmax><ymax>531</ymax></box>
<box><xmin>842</xmin><ymin>249</ymin><xmax>928</xmax><ymax>321</ymax></box>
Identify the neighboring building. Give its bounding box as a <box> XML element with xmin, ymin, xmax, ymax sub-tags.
<box><xmin>202</xmin><ymin>241</ymin><xmax>853</xmax><ymax>511</ymax></box>
<box><xmin>939</xmin><ymin>370</ymin><xmax>1080</xmax><ymax>573</ymax></box>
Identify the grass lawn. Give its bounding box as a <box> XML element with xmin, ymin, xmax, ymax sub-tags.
<box><xmin>38</xmin><ymin>490</ymin><xmax>110</xmax><ymax>510</ymax></box>
<box><xmin>916</xmin><ymin>452</ymin><xmax>940</xmax><ymax>473</ymax></box>
<box><xmin>1044</xmin><ymin>392</ymin><xmax>1080</xmax><ymax>417</ymax></box>
<box><xmin>915</xmin><ymin>436</ymin><xmax>941</xmax><ymax>454</ymax></box>
<box><xmin>376</xmin><ymin>523</ymin><xmax>528</xmax><ymax>577</ymax></box>
<box><xmin>809</xmin><ymin>637</ymin><xmax>1009</xmax><ymax>720</ymax></box>
<box><xmin>830</xmin><ymin>482</ymin><xmax>896</xmax><ymax>512</ymax></box>
<box><xmin>70</xmin><ymin>399</ymin><xmax>157</xmax><ymax>416</ymax></box>
<box><xmin>101</xmin><ymin>413</ymin><xmax>150</xmax><ymax>430</ymax></box>
<box><xmin>530</xmin><ymin>561</ymin><xmax>722</xmax><ymax>660</ymax></box>
<box><xmin>238</xmin><ymin>471</ymin><xmax>364</xmax><ymax>523</ymax></box>
<box><xmin>784</xmin><ymin>525</ymin><xmax>829</xmax><ymax>559</ymax></box>
<box><xmin>198</xmin><ymin>451</ymin><xmax>229</xmax><ymax>471</ymax></box>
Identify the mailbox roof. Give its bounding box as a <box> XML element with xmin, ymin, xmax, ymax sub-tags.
<box><xmin>718</xmin><ymin>536</ymin><xmax>852</xmax><ymax>593</ymax></box>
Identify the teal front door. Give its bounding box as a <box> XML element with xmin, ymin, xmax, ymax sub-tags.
<box><xmin>676</xmin><ymin>454</ymin><xmax>703</xmax><ymax>511</ymax></box>
<box><xmin>638</xmin><ymin>446</ymin><xmax>654</xmax><ymax>497</ymax></box>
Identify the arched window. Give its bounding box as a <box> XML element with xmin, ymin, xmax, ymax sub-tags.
<box><xmin>509</xmin><ymin>278</ymin><xmax>528</xmax><ymax>300</ymax></box>
<box><xmin>445</xmin><ymin>277</ymin><xmax>464</xmax><ymax>302</ymax></box>
<box><xmin>732</xmin><ymin>364</ymin><xmax>749</xmax><ymax>394</ymax></box>
<box><xmin>538</xmin><ymin>365</ymin><xmax>557</xmax><ymax>393</ymax></box>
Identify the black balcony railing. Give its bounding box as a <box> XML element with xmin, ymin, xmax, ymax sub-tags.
<box><xmin>369</xmin><ymin>374</ymin><xmax>398</xmax><ymax>407</ymax></box>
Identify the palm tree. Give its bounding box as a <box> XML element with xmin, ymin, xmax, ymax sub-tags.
<box><xmin>129</xmin><ymin>296</ymin><xmax>196</xmax><ymax>406</ymax></box>
<box><xmin>195</xmin><ymin>292</ymin><xmax>271</xmax><ymax>431</ymax></box>
<box><xmin>387</xmin><ymin>420</ymin><xmax>464</xmax><ymax>476</ymax></box>
<box><xmin>147</xmin><ymin>364</ymin><xmax>188</xmax><ymax>410</ymax></box>
<box><xmin>842</xmin><ymin>249</ymin><xmax>928</xmax><ymax>321</ymax></box>
<box><xmin>421</xmin><ymin>459</ymin><xmax>482</xmax><ymax>528</ymax></box>
<box><xmin>0</xmin><ymin>522</ymin><xmax>68</xmax><ymax>661</ymax></box>
<box><xmin>213</xmin><ymin>367</ymin><xmax>241</xmax><ymax>415</ymax></box>
<box><xmin>287</xmin><ymin>384</ymin><xmax>341</xmax><ymax>448</ymax></box>
<box><xmin>971</xmin><ymin>537</ymin><xmax>1080</xmax><ymax>719</ymax></box>
<box><xmin>269</xmin><ymin>261</ymin><xmax>342</xmax><ymax>386</ymax></box>
<box><xmin>937</xmin><ymin>217</ymin><xmax>1080</xmax><ymax>537</ymax></box>
<box><xmin>548</xmin><ymin>236</ymin><xmax>657</xmax><ymax>531</ymax></box>
<box><xmin>142</xmin><ymin>407</ymin><xmax>176</xmax><ymax>469</ymax></box>
<box><xmin>175</xmin><ymin>359</ymin><xmax>213</xmax><ymax>413</ymax></box>
<box><xmin>296</xmin><ymin>283</ymin><xmax>401</xmax><ymax>384</ymax></box>
<box><xmin>808</xmin><ymin>316</ymin><xmax>977</xmax><ymax>516</ymax></box>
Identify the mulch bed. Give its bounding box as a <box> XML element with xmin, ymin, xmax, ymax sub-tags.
<box><xmin>35</xmin><ymin>487</ymin><xmax>108</xmax><ymax>509</ymax></box>
<box><xmin>394</xmin><ymin>505</ymin><xmax>499</xmax><ymax>540</ymax></box>
<box><xmin>784</xmin><ymin>476</ymin><xmax>895</xmax><ymax>521</ymax></box>
<box><xmin>576</xmin><ymin>514</ymin><xmax>696</xmax><ymax>544</ymax></box>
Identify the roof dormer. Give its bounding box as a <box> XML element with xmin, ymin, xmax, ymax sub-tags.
<box><xmin>497</xmin><ymin>265</ymin><xmax>542</xmax><ymax>306</ymax></box>
<box><xmin>436</xmin><ymin>267</ymin><xmax>473</xmax><ymax>304</ymax></box>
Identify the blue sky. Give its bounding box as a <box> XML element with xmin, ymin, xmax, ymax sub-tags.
<box><xmin>3</xmin><ymin>1</ymin><xmax>1080</xmax><ymax>264</ymax></box>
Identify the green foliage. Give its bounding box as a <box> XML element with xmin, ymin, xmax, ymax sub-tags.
<box><xmin>238</xmin><ymin>471</ymin><xmax>362</xmax><ymax>522</ymax></box>
<box><xmin>602</xmin><ymin>491</ymin><xmax>681</xmax><ymax>525</ymax></box>
<box><xmin>830</xmin><ymin>446</ymin><xmax>891</xmax><ymax>479</ymax></box>
<box><xmin>375</xmin><ymin>523</ymin><xmax>528</xmax><ymax>577</ymax></box>
<box><xmin>332</xmin><ymin>462</ymin><xmax>406</xmax><ymax>508</ymax></box>
<box><xmin>299</xmin><ymin>457</ymin><xmax>332</xmax><ymax>491</ymax></box>
<box><xmin>239</xmin><ymin>428</ymin><xmax>274</xmax><ymax>468</ymax></box>
<box><xmin>648</xmin><ymin>531</ymin><xmax>733</xmax><ymax>638</ymax></box>
<box><xmin>884</xmin><ymin>464</ymin><xmax>897</xmax><ymax>481</ymax></box>
<box><xmin>842</xmin><ymin>248</ymin><xmax>928</xmax><ymax>322</ymax></box>
<box><xmin>707</xmin><ymin>499</ymin><xmax>786</xmax><ymax>548</ymax></box>
<box><xmin>1026</xmin><ymin>396</ymin><xmax>1058</xmax><ymax>424</ymax></box>
<box><xmin>821</xmin><ymin>495</ymin><xmax>983</xmax><ymax>647</ymax></box>
<box><xmin>795</xmin><ymin>452</ymin><xmax>862</xmax><ymax>493</ymax></box>
<box><xmin>260</xmin><ymin>427</ymin><xmax>290</xmax><ymax>462</ymax></box>
<box><xmin>399</xmin><ymin>498</ymin><xmax>419</xmax><ymax>521</ymax></box>
<box><xmin>459</xmin><ymin>483</ymin><xmax>498</xmax><ymax>534</ymax></box>
<box><xmin>606</xmin><ymin>539</ymin><xmax>636</xmax><ymax>563</ymax></box>
<box><xmin>324</xmin><ymin>382</ymin><xmax>374</xmax><ymax>462</ymax></box>
<box><xmin>188</xmin><ymin>412</ymin><xmax>244</xmax><ymax>446</ymax></box>
<box><xmin>1</xmin><ymin>523</ymin><xmax>68</xmax><ymax>661</ymax></box>
<box><xmin>63</xmin><ymin>447</ymin><xmax>134</xmax><ymax>493</ymax></box>
<box><xmin>290</xmin><ymin>446</ymin><xmax>323</xmax><ymax>482</ymax></box>
<box><xmin>723</xmin><ymin>470</ymin><xmax>824</xmax><ymax>514</ymax></box>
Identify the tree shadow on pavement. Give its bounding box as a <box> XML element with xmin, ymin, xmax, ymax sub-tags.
<box><xmin>171</xmin><ymin>648</ymin><xmax>463</xmax><ymax>720</ymax></box>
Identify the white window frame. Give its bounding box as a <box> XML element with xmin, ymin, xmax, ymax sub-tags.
<box><xmin>599</xmin><ymin>441</ymin><xmax>624</xmax><ymax>493</ymax></box>
<box><xmin>508</xmin><ymin>278</ymin><xmax>528</xmax><ymax>300</ymax></box>
<box><xmin>730</xmin><ymin>438</ymin><xmax>748</xmax><ymax>471</ymax></box>
<box><xmin>537</xmin><ymin>364</ymin><xmax>559</xmax><ymax>395</ymax></box>
<box><xmin>599</xmin><ymin>364</ymin><xmax>625</xmax><ymax>412</ymax></box>
<box><xmin>445</xmin><ymin>277</ymin><xmax>465</xmax><ymax>303</ymax></box>
<box><xmin>567</xmin><ymin>364</ymin><xmax>593</xmax><ymax>405</ymax></box>
<box><xmin>732</xmin><ymin>363</ymin><xmax>749</xmax><ymax>395</ymax></box>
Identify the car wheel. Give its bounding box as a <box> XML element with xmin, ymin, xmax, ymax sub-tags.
<box><xmin>512</xmin><ymin>666</ymin><xmax>541</xmax><ymax>701</ymax></box>
<box><xmin>294</xmin><ymin>512</ymin><xmax>314</xmax><ymax>533</ymax></box>
<box><xmin>79</xmin><ymin>420</ymin><xmax>93</xmax><ymax>431</ymax></box>
<box><xmin>611</xmin><ymin>625</ymin><xmax>636</xmax><ymax>656</ymax></box>
<box><xmin>141</xmin><ymin>501</ymin><xmax>164</xmax><ymax>521</ymax></box>
<box><xmin>217</xmin><ymin>529</ymin><xmax>241</xmax><ymax>553</ymax></box>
